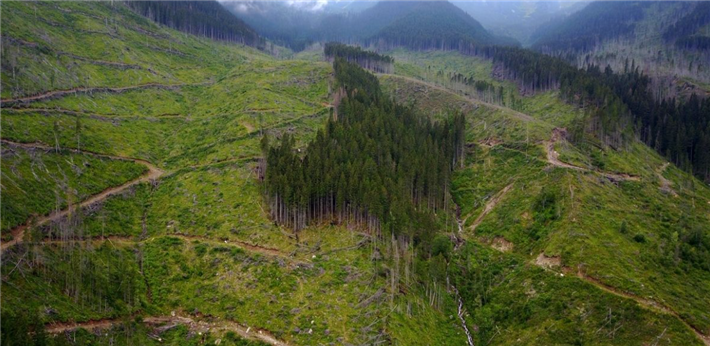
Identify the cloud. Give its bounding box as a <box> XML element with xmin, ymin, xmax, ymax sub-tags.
<box><xmin>222</xmin><ymin>0</ymin><xmax>336</xmax><ymax>13</ymax></box>
<box><xmin>285</xmin><ymin>0</ymin><xmax>331</xmax><ymax>12</ymax></box>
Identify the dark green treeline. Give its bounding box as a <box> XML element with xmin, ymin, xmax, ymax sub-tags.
<box><xmin>126</xmin><ymin>1</ymin><xmax>264</xmax><ymax>48</ymax></box>
<box><xmin>262</xmin><ymin>58</ymin><xmax>465</xmax><ymax>235</ymax></box>
<box><xmin>324</xmin><ymin>42</ymin><xmax>394</xmax><ymax>74</ymax></box>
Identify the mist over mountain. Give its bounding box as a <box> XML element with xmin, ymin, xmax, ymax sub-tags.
<box><xmin>452</xmin><ymin>1</ymin><xmax>588</xmax><ymax>46</ymax></box>
<box><xmin>528</xmin><ymin>1</ymin><xmax>710</xmax><ymax>98</ymax></box>
<box><xmin>222</xmin><ymin>0</ymin><xmax>516</xmax><ymax>50</ymax></box>
<box><xmin>219</xmin><ymin>0</ymin><xmax>586</xmax><ymax>49</ymax></box>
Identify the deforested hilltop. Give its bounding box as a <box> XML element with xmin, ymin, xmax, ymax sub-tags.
<box><xmin>0</xmin><ymin>2</ymin><xmax>482</xmax><ymax>345</ymax></box>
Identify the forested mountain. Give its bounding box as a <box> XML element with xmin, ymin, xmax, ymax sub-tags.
<box><xmin>367</xmin><ymin>1</ymin><xmax>509</xmax><ymax>50</ymax></box>
<box><xmin>224</xmin><ymin>1</ymin><xmax>513</xmax><ymax>51</ymax></box>
<box><xmin>531</xmin><ymin>1</ymin><xmax>710</xmax><ymax>55</ymax></box>
<box><xmin>453</xmin><ymin>1</ymin><xmax>588</xmax><ymax>46</ymax></box>
<box><xmin>530</xmin><ymin>1</ymin><xmax>651</xmax><ymax>53</ymax></box>
<box><xmin>221</xmin><ymin>1</ymin><xmax>323</xmax><ymax>50</ymax></box>
<box><xmin>664</xmin><ymin>2</ymin><xmax>710</xmax><ymax>51</ymax></box>
<box><xmin>127</xmin><ymin>0</ymin><xmax>264</xmax><ymax>48</ymax></box>
<box><xmin>529</xmin><ymin>1</ymin><xmax>710</xmax><ymax>92</ymax></box>
<box><xmin>223</xmin><ymin>1</ymin><xmax>421</xmax><ymax>50</ymax></box>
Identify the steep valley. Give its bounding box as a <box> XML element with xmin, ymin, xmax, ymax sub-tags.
<box><xmin>2</xmin><ymin>2</ymin><xmax>710</xmax><ymax>346</ymax></box>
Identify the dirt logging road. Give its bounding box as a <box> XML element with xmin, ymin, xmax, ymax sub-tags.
<box><xmin>44</xmin><ymin>314</ymin><xmax>292</xmax><ymax>346</ymax></box>
<box><xmin>0</xmin><ymin>140</ymin><xmax>164</xmax><ymax>253</ymax></box>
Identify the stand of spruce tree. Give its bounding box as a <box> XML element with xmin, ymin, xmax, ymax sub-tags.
<box><xmin>324</xmin><ymin>43</ymin><xmax>394</xmax><ymax>74</ymax></box>
<box><xmin>364</xmin><ymin>31</ymin><xmax>709</xmax><ymax>182</ymax></box>
<box><xmin>262</xmin><ymin>58</ymin><xmax>465</xmax><ymax>235</ymax></box>
<box><xmin>663</xmin><ymin>2</ymin><xmax>710</xmax><ymax>51</ymax></box>
<box><xmin>126</xmin><ymin>1</ymin><xmax>264</xmax><ymax>49</ymax></box>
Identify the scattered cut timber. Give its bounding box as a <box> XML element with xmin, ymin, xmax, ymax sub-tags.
<box><xmin>44</xmin><ymin>314</ymin><xmax>291</xmax><ymax>346</ymax></box>
<box><xmin>529</xmin><ymin>252</ymin><xmax>710</xmax><ymax>346</ymax></box>
<box><xmin>545</xmin><ymin>128</ymin><xmax>640</xmax><ymax>182</ymax></box>
<box><xmin>378</xmin><ymin>74</ymin><xmax>535</xmax><ymax>122</ymax></box>
<box><xmin>469</xmin><ymin>183</ymin><xmax>514</xmax><ymax>232</ymax></box>
<box><xmin>1</xmin><ymin>82</ymin><xmax>213</xmax><ymax>106</ymax></box>
<box><xmin>0</xmin><ymin>140</ymin><xmax>163</xmax><ymax>253</ymax></box>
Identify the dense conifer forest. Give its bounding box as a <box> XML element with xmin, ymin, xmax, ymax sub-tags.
<box><xmin>530</xmin><ymin>2</ymin><xmax>650</xmax><ymax>54</ymax></box>
<box><xmin>481</xmin><ymin>45</ymin><xmax>710</xmax><ymax>180</ymax></box>
<box><xmin>367</xmin><ymin>1</ymin><xmax>499</xmax><ymax>50</ymax></box>
<box><xmin>127</xmin><ymin>1</ymin><xmax>264</xmax><ymax>48</ymax></box>
<box><xmin>324</xmin><ymin>42</ymin><xmax>394</xmax><ymax>74</ymax></box>
<box><xmin>461</xmin><ymin>45</ymin><xmax>634</xmax><ymax>149</ymax></box>
<box><xmin>664</xmin><ymin>2</ymin><xmax>710</xmax><ymax>51</ymax></box>
<box><xmin>262</xmin><ymin>58</ymin><xmax>465</xmax><ymax>235</ymax></box>
<box><xmin>473</xmin><ymin>39</ymin><xmax>710</xmax><ymax>180</ymax></box>
<box><xmin>587</xmin><ymin>64</ymin><xmax>710</xmax><ymax>182</ymax></box>
<box><xmin>375</xmin><ymin>26</ymin><xmax>710</xmax><ymax>181</ymax></box>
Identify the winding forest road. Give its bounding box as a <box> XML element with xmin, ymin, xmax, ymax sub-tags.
<box><xmin>6</xmin><ymin>107</ymin><xmax>191</xmax><ymax>120</ymax></box>
<box><xmin>657</xmin><ymin>162</ymin><xmax>679</xmax><ymax>196</ymax></box>
<box><xmin>0</xmin><ymin>82</ymin><xmax>211</xmax><ymax>106</ymax></box>
<box><xmin>35</xmin><ymin>233</ymin><xmax>309</xmax><ymax>268</ymax></box>
<box><xmin>544</xmin><ymin>131</ymin><xmax>640</xmax><ymax>182</ymax></box>
<box><xmin>469</xmin><ymin>183</ymin><xmax>514</xmax><ymax>233</ymax></box>
<box><xmin>377</xmin><ymin>74</ymin><xmax>535</xmax><ymax>122</ymax></box>
<box><xmin>571</xmin><ymin>267</ymin><xmax>710</xmax><ymax>346</ymax></box>
<box><xmin>456</xmin><ymin>160</ymin><xmax>707</xmax><ymax>344</ymax></box>
<box><xmin>44</xmin><ymin>314</ymin><xmax>292</xmax><ymax>346</ymax></box>
<box><xmin>0</xmin><ymin>140</ymin><xmax>163</xmax><ymax>253</ymax></box>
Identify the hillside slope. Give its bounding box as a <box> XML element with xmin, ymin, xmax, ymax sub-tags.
<box><xmin>3</xmin><ymin>2</ymin><xmax>710</xmax><ymax>346</ymax></box>
<box><xmin>378</xmin><ymin>51</ymin><xmax>710</xmax><ymax>344</ymax></box>
<box><xmin>531</xmin><ymin>2</ymin><xmax>652</xmax><ymax>53</ymax></box>
<box><xmin>126</xmin><ymin>0</ymin><xmax>264</xmax><ymax>48</ymax></box>
<box><xmin>369</xmin><ymin>1</ymin><xmax>515</xmax><ymax>50</ymax></box>
<box><xmin>531</xmin><ymin>1</ymin><xmax>710</xmax><ymax>92</ymax></box>
<box><xmin>453</xmin><ymin>1</ymin><xmax>588</xmax><ymax>45</ymax></box>
<box><xmin>0</xmin><ymin>2</ymin><xmax>468</xmax><ymax>345</ymax></box>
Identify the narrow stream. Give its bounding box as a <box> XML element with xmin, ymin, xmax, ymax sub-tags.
<box><xmin>451</xmin><ymin>215</ymin><xmax>474</xmax><ymax>346</ymax></box>
<box><xmin>450</xmin><ymin>280</ymin><xmax>474</xmax><ymax>346</ymax></box>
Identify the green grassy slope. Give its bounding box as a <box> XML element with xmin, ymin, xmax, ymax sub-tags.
<box><xmin>1</xmin><ymin>1</ymin><xmax>267</xmax><ymax>99</ymax></box>
<box><xmin>379</xmin><ymin>60</ymin><xmax>710</xmax><ymax>344</ymax></box>
<box><xmin>1</xmin><ymin>144</ymin><xmax>147</xmax><ymax>234</ymax></box>
<box><xmin>4</xmin><ymin>2</ymin><xmax>710</xmax><ymax>345</ymax></box>
<box><xmin>1</xmin><ymin>2</ymin><xmax>467</xmax><ymax>345</ymax></box>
